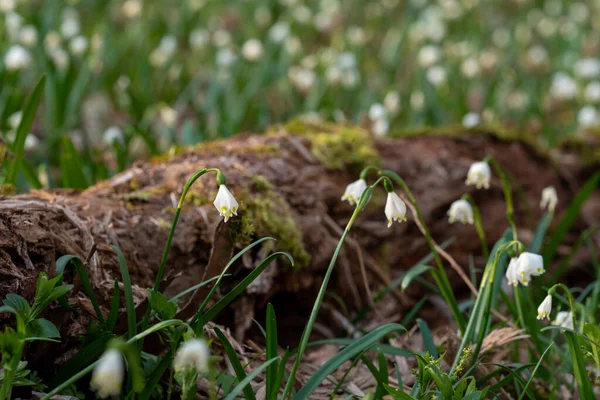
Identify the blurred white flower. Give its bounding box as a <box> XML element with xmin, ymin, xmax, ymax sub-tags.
<box><xmin>292</xmin><ymin>5</ymin><xmax>312</xmax><ymax>23</ymax></box>
<box><xmin>341</xmin><ymin>70</ymin><xmax>360</xmax><ymax>88</ymax></box>
<box><xmin>174</xmin><ymin>339</ymin><xmax>211</xmax><ymax>373</ymax></box>
<box><xmin>158</xmin><ymin>105</ymin><xmax>178</xmax><ymax>128</ymax></box>
<box><xmin>284</xmin><ymin>37</ymin><xmax>302</xmax><ymax>56</ymax></box>
<box><xmin>50</xmin><ymin>48</ymin><xmax>70</xmax><ymax>70</ymax></box>
<box><xmin>4</xmin><ymin>45</ymin><xmax>32</xmax><ymax>71</ymax></box>
<box><xmin>385</xmin><ymin>192</ymin><xmax>407</xmax><ymax>227</ymax></box>
<box><xmin>569</xmin><ymin>2</ymin><xmax>588</xmax><ymax>23</ymax></box>
<box><xmin>241</xmin><ymin>39</ymin><xmax>264</xmax><ymax>62</ymax></box>
<box><xmin>479</xmin><ymin>51</ymin><xmax>498</xmax><ymax>71</ymax></box>
<box><xmin>69</xmin><ymin>36</ymin><xmax>88</xmax><ymax>55</ymax></box>
<box><xmin>215</xmin><ymin>48</ymin><xmax>237</xmax><ymax>68</ymax></box>
<box><xmin>465</xmin><ymin>161</ymin><xmax>491</xmax><ymax>189</ymax></box>
<box><xmin>537</xmin><ymin>295</ymin><xmax>552</xmax><ymax>320</ymax></box>
<box><xmin>347</xmin><ymin>26</ymin><xmax>367</xmax><ymax>46</ymax></box>
<box><xmin>526</xmin><ymin>45</ymin><xmax>548</xmax><ymax>68</ymax></box>
<box><xmin>492</xmin><ymin>28</ymin><xmax>510</xmax><ymax>48</ymax></box>
<box><xmin>426</xmin><ymin>65</ymin><xmax>447</xmax><ymax>86</ymax></box>
<box><xmin>5</xmin><ymin>12</ymin><xmax>23</xmax><ymax>40</ymax></box>
<box><xmin>150</xmin><ymin>35</ymin><xmax>177</xmax><ymax>67</ymax></box>
<box><xmin>254</xmin><ymin>6</ymin><xmax>272</xmax><ymax>26</ymax></box>
<box><xmin>326</xmin><ymin>66</ymin><xmax>342</xmax><ymax>86</ymax></box>
<box><xmin>24</xmin><ymin>134</ymin><xmax>39</xmax><ymax>151</ymax></box>
<box><xmin>417</xmin><ymin>45</ymin><xmax>441</xmax><ymax>67</ymax></box>
<box><xmin>213</xmin><ymin>185</ymin><xmax>238</xmax><ymax>222</ymax></box>
<box><xmin>462</xmin><ymin>113</ymin><xmax>480</xmax><ymax>128</ymax></box>
<box><xmin>338</xmin><ymin>52</ymin><xmax>357</xmax><ymax>70</ymax></box>
<box><xmin>505</xmin><ymin>258</ymin><xmax>520</xmax><ymax>287</ymax></box>
<box><xmin>189</xmin><ymin>29</ymin><xmax>209</xmax><ymax>51</ymax></box>
<box><xmin>410</xmin><ymin>91</ymin><xmax>425</xmax><ymax>110</ymax></box>
<box><xmin>551</xmin><ymin>73</ymin><xmax>577</xmax><ymax>100</ymax></box>
<box><xmin>384</xmin><ymin>91</ymin><xmax>401</xmax><ymax>114</ymax></box>
<box><xmin>368</xmin><ymin>103</ymin><xmax>387</xmax><ymax>121</ymax></box>
<box><xmin>19</xmin><ymin>25</ymin><xmax>38</xmax><ymax>47</ymax></box>
<box><xmin>8</xmin><ymin>111</ymin><xmax>21</xmax><ymax>129</ymax></box>
<box><xmin>584</xmin><ymin>82</ymin><xmax>600</xmax><ymax>103</ymax></box>
<box><xmin>574</xmin><ymin>58</ymin><xmax>600</xmax><ymax>80</ymax></box>
<box><xmin>461</xmin><ymin>57</ymin><xmax>480</xmax><ymax>78</ymax></box>
<box><xmin>121</xmin><ymin>0</ymin><xmax>142</xmax><ymax>18</ymax></box>
<box><xmin>44</xmin><ymin>31</ymin><xmax>62</xmax><ymax>52</ymax></box>
<box><xmin>103</xmin><ymin>126</ymin><xmax>125</xmax><ymax>146</ymax></box>
<box><xmin>61</xmin><ymin>13</ymin><xmax>80</xmax><ymax>39</ymax></box>
<box><xmin>517</xmin><ymin>252</ymin><xmax>545</xmax><ymax>286</ymax></box>
<box><xmin>537</xmin><ymin>18</ymin><xmax>557</xmax><ymax>38</ymax></box>
<box><xmin>372</xmin><ymin>118</ymin><xmax>389</xmax><ymax>137</ymax></box>
<box><xmin>288</xmin><ymin>66</ymin><xmax>316</xmax><ymax>93</ymax></box>
<box><xmin>212</xmin><ymin>29</ymin><xmax>231</xmax><ymax>48</ymax></box>
<box><xmin>506</xmin><ymin>91</ymin><xmax>529</xmax><ymax>110</ymax></box>
<box><xmin>447</xmin><ymin>199</ymin><xmax>473</xmax><ymax>224</ymax></box>
<box><xmin>91</xmin><ymin>349</ymin><xmax>124</xmax><ymax>398</ymax></box>
<box><xmin>552</xmin><ymin>311</ymin><xmax>574</xmax><ymax>330</ymax></box>
<box><xmin>268</xmin><ymin>22</ymin><xmax>290</xmax><ymax>43</ymax></box>
<box><xmin>0</xmin><ymin>0</ymin><xmax>15</xmax><ymax>12</ymax></box>
<box><xmin>341</xmin><ymin>179</ymin><xmax>367</xmax><ymax>206</ymax></box>
<box><xmin>540</xmin><ymin>186</ymin><xmax>558</xmax><ymax>212</ymax></box>
<box><xmin>577</xmin><ymin>105</ymin><xmax>599</xmax><ymax>127</ymax></box>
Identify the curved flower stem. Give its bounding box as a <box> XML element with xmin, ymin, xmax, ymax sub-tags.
<box><xmin>281</xmin><ymin>182</ymin><xmax>378</xmax><ymax>399</ymax></box>
<box><xmin>548</xmin><ymin>284</ymin><xmax>577</xmax><ymax>330</ymax></box>
<box><xmin>461</xmin><ymin>194</ymin><xmax>489</xmax><ymax>260</ymax></box>
<box><xmin>381</xmin><ymin>169</ymin><xmax>466</xmax><ymax>333</ymax></box>
<box><xmin>484</xmin><ymin>156</ymin><xmax>518</xmax><ymax>242</ymax></box>
<box><xmin>140</xmin><ymin>168</ymin><xmax>220</xmax><ymax>332</ymax></box>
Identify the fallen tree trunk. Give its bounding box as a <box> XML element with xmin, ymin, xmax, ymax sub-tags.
<box><xmin>0</xmin><ymin>121</ymin><xmax>595</xmax><ymax>367</ymax></box>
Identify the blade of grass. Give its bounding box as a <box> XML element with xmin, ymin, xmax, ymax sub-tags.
<box><xmin>113</xmin><ymin>245</ymin><xmax>136</xmax><ymax>339</ymax></box>
<box><xmin>223</xmin><ymin>358</ymin><xmax>278</xmax><ymax>400</ymax></box>
<box><xmin>214</xmin><ymin>327</ymin><xmax>256</xmax><ymax>400</ymax></box>
<box><xmin>139</xmin><ymin>350</ymin><xmax>172</xmax><ymax>400</ymax></box>
<box><xmin>416</xmin><ymin>319</ymin><xmax>437</xmax><ymax>358</ymax></box>
<box><xmin>265</xmin><ymin>303</ymin><xmax>279</xmax><ymax>400</ymax></box>
<box><xmin>518</xmin><ymin>342</ymin><xmax>553</xmax><ymax>400</ymax></box>
<box><xmin>105</xmin><ymin>280</ymin><xmax>120</xmax><ymax>332</ymax></box>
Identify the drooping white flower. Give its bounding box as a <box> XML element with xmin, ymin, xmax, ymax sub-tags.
<box><xmin>69</xmin><ymin>35</ymin><xmax>89</xmax><ymax>55</ymax></box>
<box><xmin>574</xmin><ymin>58</ymin><xmax>600</xmax><ymax>80</ymax></box>
<box><xmin>537</xmin><ymin>295</ymin><xmax>552</xmax><ymax>320</ymax></box>
<box><xmin>577</xmin><ymin>106</ymin><xmax>599</xmax><ymax>128</ymax></box>
<box><xmin>462</xmin><ymin>113</ymin><xmax>480</xmax><ymax>128</ymax></box>
<box><xmin>189</xmin><ymin>29</ymin><xmax>209</xmax><ymax>51</ymax></box>
<box><xmin>341</xmin><ymin>179</ymin><xmax>367</xmax><ymax>206</ymax></box>
<box><xmin>426</xmin><ymin>65</ymin><xmax>447</xmax><ymax>86</ymax></box>
<box><xmin>540</xmin><ymin>186</ymin><xmax>558</xmax><ymax>212</ymax></box>
<box><xmin>551</xmin><ymin>72</ymin><xmax>577</xmax><ymax>100</ymax></box>
<box><xmin>584</xmin><ymin>81</ymin><xmax>600</xmax><ymax>103</ymax></box>
<box><xmin>465</xmin><ymin>161</ymin><xmax>491</xmax><ymax>189</ymax></box>
<box><xmin>447</xmin><ymin>199</ymin><xmax>474</xmax><ymax>224</ymax></box>
<box><xmin>516</xmin><ymin>252</ymin><xmax>545</xmax><ymax>286</ymax></box>
<box><xmin>103</xmin><ymin>126</ymin><xmax>125</xmax><ymax>146</ymax></box>
<box><xmin>368</xmin><ymin>103</ymin><xmax>387</xmax><ymax>121</ymax></box>
<box><xmin>268</xmin><ymin>22</ymin><xmax>290</xmax><ymax>43</ymax></box>
<box><xmin>385</xmin><ymin>192</ymin><xmax>407</xmax><ymax>227</ymax></box>
<box><xmin>4</xmin><ymin>45</ymin><xmax>32</xmax><ymax>71</ymax></box>
<box><xmin>552</xmin><ymin>311</ymin><xmax>574</xmax><ymax>330</ymax></box>
<box><xmin>91</xmin><ymin>349</ymin><xmax>124</xmax><ymax>398</ymax></box>
<box><xmin>213</xmin><ymin>185</ymin><xmax>238</xmax><ymax>222</ymax></box>
<box><xmin>372</xmin><ymin>119</ymin><xmax>389</xmax><ymax>137</ymax></box>
<box><xmin>242</xmin><ymin>39</ymin><xmax>264</xmax><ymax>62</ymax></box>
<box><xmin>174</xmin><ymin>339</ymin><xmax>210</xmax><ymax>373</ymax></box>
<box><xmin>505</xmin><ymin>257</ymin><xmax>520</xmax><ymax>287</ymax></box>
<box><xmin>19</xmin><ymin>25</ymin><xmax>38</xmax><ymax>47</ymax></box>
<box><xmin>384</xmin><ymin>91</ymin><xmax>401</xmax><ymax>114</ymax></box>
<box><xmin>417</xmin><ymin>45</ymin><xmax>441</xmax><ymax>67</ymax></box>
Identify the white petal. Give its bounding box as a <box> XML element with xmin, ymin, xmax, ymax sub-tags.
<box><xmin>466</xmin><ymin>161</ymin><xmax>491</xmax><ymax>189</ymax></box>
<box><xmin>537</xmin><ymin>295</ymin><xmax>552</xmax><ymax>320</ymax></box>
<box><xmin>91</xmin><ymin>349</ymin><xmax>124</xmax><ymax>398</ymax></box>
<box><xmin>174</xmin><ymin>339</ymin><xmax>210</xmax><ymax>373</ymax></box>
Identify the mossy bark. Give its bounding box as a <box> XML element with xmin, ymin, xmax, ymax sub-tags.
<box><xmin>0</xmin><ymin>122</ymin><xmax>595</xmax><ymax>367</ymax></box>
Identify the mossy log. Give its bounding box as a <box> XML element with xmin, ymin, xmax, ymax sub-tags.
<box><xmin>0</xmin><ymin>122</ymin><xmax>596</xmax><ymax>370</ymax></box>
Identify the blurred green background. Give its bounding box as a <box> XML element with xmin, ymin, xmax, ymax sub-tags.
<box><xmin>1</xmin><ymin>0</ymin><xmax>599</xmax><ymax>190</ymax></box>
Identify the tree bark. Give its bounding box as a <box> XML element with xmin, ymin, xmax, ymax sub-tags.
<box><xmin>0</xmin><ymin>123</ymin><xmax>595</xmax><ymax>365</ymax></box>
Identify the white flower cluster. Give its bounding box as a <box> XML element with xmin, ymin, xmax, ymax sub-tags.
<box><xmin>341</xmin><ymin>178</ymin><xmax>407</xmax><ymax>228</ymax></box>
<box><xmin>505</xmin><ymin>252</ymin><xmax>545</xmax><ymax>287</ymax></box>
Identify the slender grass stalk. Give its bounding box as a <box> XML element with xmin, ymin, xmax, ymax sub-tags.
<box><xmin>281</xmin><ymin>185</ymin><xmax>374</xmax><ymax>399</ymax></box>
<box><xmin>461</xmin><ymin>194</ymin><xmax>488</xmax><ymax>260</ymax></box>
<box><xmin>484</xmin><ymin>156</ymin><xmax>518</xmax><ymax>242</ymax></box>
<box><xmin>381</xmin><ymin>169</ymin><xmax>466</xmax><ymax>333</ymax></box>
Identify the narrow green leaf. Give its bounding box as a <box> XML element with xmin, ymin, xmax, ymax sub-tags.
<box><xmin>401</xmin><ymin>265</ymin><xmax>434</xmax><ymax>292</ymax></box>
<box><xmin>59</xmin><ymin>137</ymin><xmax>89</xmax><ymax>189</ymax></box>
<box><xmin>214</xmin><ymin>327</ymin><xmax>256</xmax><ymax>400</ymax></box>
<box><xmin>265</xmin><ymin>303</ymin><xmax>279</xmax><ymax>400</ymax></box>
<box><xmin>105</xmin><ymin>280</ymin><xmax>120</xmax><ymax>332</ymax></box>
<box><xmin>417</xmin><ymin>319</ymin><xmax>437</xmax><ymax>359</ymax></box>
<box><xmin>26</xmin><ymin>318</ymin><xmax>60</xmax><ymax>339</ymax></box>
<box><xmin>529</xmin><ymin>212</ymin><xmax>552</xmax><ymax>253</ymax></box>
<box><xmin>139</xmin><ymin>350</ymin><xmax>172</xmax><ymax>400</ymax></box>
<box><xmin>223</xmin><ymin>358</ymin><xmax>278</xmax><ymax>400</ymax></box>
<box><xmin>112</xmin><ymin>245</ymin><xmax>136</xmax><ymax>339</ymax></box>
<box><xmin>518</xmin><ymin>342</ymin><xmax>553</xmax><ymax>400</ymax></box>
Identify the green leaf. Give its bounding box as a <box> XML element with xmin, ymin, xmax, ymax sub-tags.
<box><xmin>417</xmin><ymin>319</ymin><xmax>437</xmax><ymax>359</ymax></box>
<box><xmin>565</xmin><ymin>332</ymin><xmax>594</xmax><ymax>399</ymax></box>
<box><xmin>105</xmin><ymin>280</ymin><xmax>120</xmax><ymax>332</ymax></box>
<box><xmin>265</xmin><ymin>303</ymin><xmax>279</xmax><ymax>400</ymax></box>
<box><xmin>139</xmin><ymin>351</ymin><xmax>172</xmax><ymax>400</ymax></box>
<box><xmin>214</xmin><ymin>327</ymin><xmax>256</xmax><ymax>400</ymax></box>
<box><xmin>518</xmin><ymin>342</ymin><xmax>553</xmax><ymax>400</ymax></box>
<box><xmin>112</xmin><ymin>245</ymin><xmax>136</xmax><ymax>339</ymax></box>
<box><xmin>544</xmin><ymin>170</ymin><xmax>600</xmax><ymax>263</ymax></box>
<box><xmin>3</xmin><ymin>295</ymin><xmax>31</xmax><ymax>321</ymax></box>
<box><xmin>384</xmin><ymin>384</ymin><xmax>416</xmax><ymax>400</ymax></box>
<box><xmin>583</xmin><ymin>323</ymin><xmax>600</xmax><ymax>367</ymax></box>
<box><xmin>169</xmin><ymin>275</ymin><xmax>230</xmax><ymax>303</ymax></box>
<box><xmin>529</xmin><ymin>212</ymin><xmax>552</xmax><ymax>253</ymax></box>
<box><xmin>223</xmin><ymin>358</ymin><xmax>278</xmax><ymax>400</ymax></box>
<box><xmin>301</xmin><ymin>338</ymin><xmax>412</xmax><ymax>357</ymax></box>
<box><xmin>147</xmin><ymin>289</ymin><xmax>177</xmax><ymax>320</ymax></box>
<box><xmin>6</xmin><ymin>75</ymin><xmax>46</xmax><ymax>186</ymax></box>
<box><xmin>59</xmin><ymin>137</ymin><xmax>89</xmax><ymax>189</ymax></box>
<box><xmin>26</xmin><ymin>319</ymin><xmax>60</xmax><ymax>340</ymax></box>
<box><xmin>295</xmin><ymin>323</ymin><xmax>406</xmax><ymax>399</ymax></box>
<box><xmin>401</xmin><ymin>265</ymin><xmax>434</xmax><ymax>292</ymax></box>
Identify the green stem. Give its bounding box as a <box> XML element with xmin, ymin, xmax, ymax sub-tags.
<box><xmin>281</xmin><ymin>186</ymin><xmax>373</xmax><ymax>399</ymax></box>
<box><xmin>485</xmin><ymin>157</ymin><xmax>518</xmax><ymax>242</ymax></box>
<box><xmin>381</xmin><ymin>169</ymin><xmax>466</xmax><ymax>333</ymax></box>
<box><xmin>548</xmin><ymin>284</ymin><xmax>578</xmax><ymax>331</ymax></box>
<box><xmin>40</xmin><ymin>362</ymin><xmax>97</xmax><ymax>400</ymax></box>
<box><xmin>461</xmin><ymin>194</ymin><xmax>489</xmax><ymax>260</ymax></box>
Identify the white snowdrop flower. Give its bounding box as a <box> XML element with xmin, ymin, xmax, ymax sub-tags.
<box><xmin>90</xmin><ymin>349</ymin><xmax>124</xmax><ymax>398</ymax></box>
<box><xmin>61</xmin><ymin>16</ymin><xmax>80</xmax><ymax>39</ymax></box>
<box><xmin>516</xmin><ymin>252</ymin><xmax>545</xmax><ymax>286</ymax></box>
<box><xmin>174</xmin><ymin>339</ymin><xmax>210</xmax><ymax>373</ymax></box>
<box><xmin>417</xmin><ymin>45</ymin><xmax>441</xmax><ymax>67</ymax></box>
<box><xmin>69</xmin><ymin>36</ymin><xmax>88</xmax><ymax>55</ymax></box>
<box><xmin>426</xmin><ymin>65</ymin><xmax>447</xmax><ymax>86</ymax></box>
<box><xmin>215</xmin><ymin>48</ymin><xmax>237</xmax><ymax>68</ymax></box>
<box><xmin>103</xmin><ymin>126</ymin><xmax>125</xmax><ymax>146</ymax></box>
<box><xmin>158</xmin><ymin>106</ymin><xmax>178</xmax><ymax>128</ymax></box>
<box><xmin>465</xmin><ymin>161</ymin><xmax>491</xmax><ymax>189</ymax></box>
<box><xmin>540</xmin><ymin>186</ymin><xmax>558</xmax><ymax>212</ymax></box>
<box><xmin>584</xmin><ymin>82</ymin><xmax>600</xmax><ymax>103</ymax></box>
<box><xmin>19</xmin><ymin>25</ymin><xmax>38</xmax><ymax>47</ymax></box>
<box><xmin>552</xmin><ymin>311</ymin><xmax>574</xmax><ymax>330</ymax></box>
<box><xmin>341</xmin><ymin>179</ymin><xmax>367</xmax><ymax>206</ymax></box>
<box><xmin>461</xmin><ymin>57</ymin><xmax>480</xmax><ymax>78</ymax></box>
<box><xmin>447</xmin><ymin>199</ymin><xmax>473</xmax><ymax>224</ymax></box>
<box><xmin>551</xmin><ymin>73</ymin><xmax>577</xmax><ymax>100</ymax></box>
<box><xmin>410</xmin><ymin>91</ymin><xmax>425</xmax><ymax>110</ymax></box>
<box><xmin>121</xmin><ymin>0</ymin><xmax>142</xmax><ymax>18</ymax></box>
<box><xmin>213</xmin><ymin>185</ymin><xmax>238</xmax><ymax>222</ymax></box>
<box><xmin>50</xmin><ymin>48</ymin><xmax>70</xmax><ymax>70</ymax></box>
<box><xmin>347</xmin><ymin>26</ymin><xmax>367</xmax><ymax>46</ymax></box>
<box><xmin>537</xmin><ymin>295</ymin><xmax>552</xmax><ymax>320</ymax></box>
<box><xmin>462</xmin><ymin>113</ymin><xmax>480</xmax><ymax>128</ymax></box>
<box><xmin>526</xmin><ymin>45</ymin><xmax>548</xmax><ymax>67</ymax></box>
<box><xmin>368</xmin><ymin>103</ymin><xmax>387</xmax><ymax>121</ymax></box>
<box><xmin>4</xmin><ymin>45</ymin><xmax>31</xmax><ymax>71</ymax></box>
<box><xmin>385</xmin><ymin>192</ymin><xmax>407</xmax><ymax>227</ymax></box>
<box><xmin>372</xmin><ymin>118</ymin><xmax>389</xmax><ymax>137</ymax></box>
<box><xmin>241</xmin><ymin>39</ymin><xmax>263</xmax><ymax>62</ymax></box>
<box><xmin>577</xmin><ymin>106</ymin><xmax>598</xmax><ymax>128</ymax></box>
<box><xmin>0</xmin><ymin>0</ymin><xmax>15</xmax><ymax>12</ymax></box>
<box><xmin>212</xmin><ymin>29</ymin><xmax>231</xmax><ymax>48</ymax></box>
<box><xmin>44</xmin><ymin>31</ymin><xmax>62</xmax><ymax>52</ymax></box>
<box><xmin>8</xmin><ymin>111</ymin><xmax>21</xmax><ymax>130</ymax></box>
<box><xmin>384</xmin><ymin>91</ymin><xmax>401</xmax><ymax>114</ymax></box>
<box><xmin>5</xmin><ymin>12</ymin><xmax>22</xmax><ymax>40</ymax></box>
<box><xmin>574</xmin><ymin>58</ymin><xmax>600</xmax><ymax>80</ymax></box>
<box><xmin>338</xmin><ymin>52</ymin><xmax>357</xmax><ymax>70</ymax></box>
<box><xmin>284</xmin><ymin>37</ymin><xmax>302</xmax><ymax>56</ymax></box>
<box><xmin>479</xmin><ymin>51</ymin><xmax>498</xmax><ymax>71</ymax></box>
<box><xmin>505</xmin><ymin>258</ymin><xmax>520</xmax><ymax>287</ymax></box>
<box><xmin>189</xmin><ymin>29</ymin><xmax>209</xmax><ymax>51</ymax></box>
<box><xmin>289</xmin><ymin>67</ymin><xmax>316</xmax><ymax>93</ymax></box>
<box><xmin>24</xmin><ymin>134</ymin><xmax>39</xmax><ymax>151</ymax></box>
<box><xmin>268</xmin><ymin>22</ymin><xmax>290</xmax><ymax>43</ymax></box>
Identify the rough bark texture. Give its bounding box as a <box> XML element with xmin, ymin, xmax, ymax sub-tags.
<box><xmin>0</xmin><ymin>122</ymin><xmax>596</xmax><ymax>373</ymax></box>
